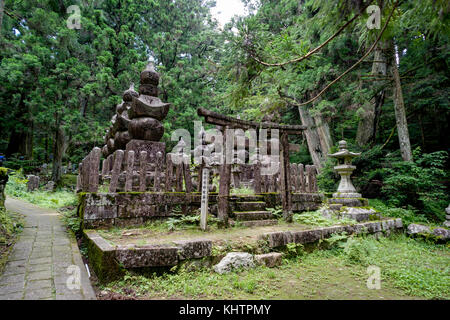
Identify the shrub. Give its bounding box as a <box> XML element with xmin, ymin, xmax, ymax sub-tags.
<box><xmin>369</xmin><ymin>199</ymin><xmax>430</xmax><ymax>226</ymax></box>
<box><xmin>0</xmin><ymin>209</ymin><xmax>23</xmax><ymax>244</ymax></box>
<box><xmin>5</xmin><ymin>169</ymin><xmax>77</xmax><ymax>209</ymax></box>
<box><xmin>61</xmin><ymin>209</ymin><xmax>82</xmax><ymax>235</ymax></box>
<box><xmin>381</xmin><ymin>148</ymin><xmax>448</xmax><ymax>222</ymax></box>
<box><xmin>317</xmin><ymin>158</ymin><xmax>339</xmax><ymax>193</ymax></box>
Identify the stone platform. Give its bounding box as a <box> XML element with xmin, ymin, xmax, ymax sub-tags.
<box><xmin>84</xmin><ymin>217</ymin><xmax>403</xmax><ymax>283</ymax></box>
<box><xmin>78</xmin><ymin>192</ymin><xmax>324</xmax><ymax>229</ymax></box>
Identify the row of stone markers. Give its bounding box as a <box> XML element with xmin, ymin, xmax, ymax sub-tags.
<box><xmin>76</xmin><ymin>147</ymin><xmax>102</xmax><ymax>193</ymax></box>
<box><xmin>254</xmin><ymin>163</ymin><xmax>318</xmax><ymax>193</ymax></box>
<box><xmin>76</xmin><ymin>147</ymin><xmax>319</xmax><ymax>195</ymax></box>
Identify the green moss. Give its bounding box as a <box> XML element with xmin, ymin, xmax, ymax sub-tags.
<box><xmin>85</xmin><ymin>232</ymin><xmax>124</xmax><ymax>283</ymax></box>
<box><xmin>0</xmin><ymin>167</ymin><xmax>8</xmax><ymax>177</ymax></box>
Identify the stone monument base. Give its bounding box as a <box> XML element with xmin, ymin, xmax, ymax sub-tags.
<box><xmin>322</xmin><ymin>193</ymin><xmax>378</xmax><ymax>222</ymax></box>
<box><xmin>332</xmin><ymin>192</ymin><xmax>362</xmax><ymax>199</ymax></box>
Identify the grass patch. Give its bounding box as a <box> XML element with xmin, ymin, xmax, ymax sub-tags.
<box><xmin>0</xmin><ymin>208</ymin><xmax>24</xmax><ymax>273</ymax></box>
<box><xmin>5</xmin><ymin>169</ymin><xmax>77</xmax><ymax>209</ymax></box>
<box><xmin>99</xmin><ymin>234</ymin><xmax>449</xmax><ymax>300</ymax></box>
<box><xmin>369</xmin><ymin>199</ymin><xmax>432</xmax><ymax>227</ymax></box>
<box><xmin>293</xmin><ymin>210</ymin><xmax>356</xmax><ymax>227</ymax></box>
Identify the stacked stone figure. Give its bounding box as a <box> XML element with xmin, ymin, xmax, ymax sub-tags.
<box><xmin>101</xmin><ymin>63</ymin><xmax>170</xmax><ymax>163</ymax></box>
<box><xmin>124</xmin><ymin>63</ymin><xmax>170</xmax><ymax>166</ymax></box>
<box><xmin>127</xmin><ymin>63</ymin><xmax>170</xmax><ymax>142</ymax></box>
<box><xmin>102</xmin><ymin>84</ymin><xmax>138</xmax><ymax>157</ymax></box>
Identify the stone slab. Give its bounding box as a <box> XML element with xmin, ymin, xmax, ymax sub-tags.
<box><xmin>173</xmin><ymin>239</ymin><xmax>212</xmax><ymax>260</ymax></box>
<box><xmin>115</xmin><ymin>246</ymin><xmax>178</xmax><ymax>268</ymax></box>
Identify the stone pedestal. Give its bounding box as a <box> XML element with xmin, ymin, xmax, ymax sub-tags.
<box><xmin>333</xmin><ymin>165</ymin><xmax>362</xmax><ymax>198</ymax></box>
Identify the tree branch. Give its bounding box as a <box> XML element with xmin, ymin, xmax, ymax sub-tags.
<box><xmin>281</xmin><ymin>0</ymin><xmax>399</xmax><ymax>107</ymax></box>
<box><xmin>248</xmin><ymin>2</ymin><xmax>372</xmax><ymax>67</ymax></box>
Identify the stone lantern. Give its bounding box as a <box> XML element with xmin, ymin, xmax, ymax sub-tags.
<box><xmin>328</xmin><ymin>140</ymin><xmax>361</xmax><ymax>198</ymax></box>
<box><xmin>320</xmin><ymin>140</ymin><xmax>381</xmax><ymax>222</ymax></box>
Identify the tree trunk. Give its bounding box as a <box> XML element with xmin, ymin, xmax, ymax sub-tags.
<box><xmin>52</xmin><ymin>126</ymin><xmax>68</xmax><ymax>184</ymax></box>
<box><xmin>391</xmin><ymin>44</ymin><xmax>413</xmax><ymax>162</ymax></box>
<box><xmin>297</xmin><ymin>106</ymin><xmax>332</xmax><ymax>170</ymax></box>
<box><xmin>0</xmin><ymin>0</ymin><xmax>4</xmax><ymax>34</ymax></box>
<box><xmin>356</xmin><ymin>45</ymin><xmax>387</xmax><ymax>146</ymax></box>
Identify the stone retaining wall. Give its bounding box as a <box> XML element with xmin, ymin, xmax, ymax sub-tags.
<box><xmin>84</xmin><ymin>218</ymin><xmax>402</xmax><ymax>283</ymax></box>
<box><xmin>79</xmin><ymin>192</ymin><xmax>324</xmax><ymax>229</ymax></box>
<box><xmin>84</xmin><ymin>230</ymin><xmax>212</xmax><ymax>282</ymax></box>
<box><xmin>259</xmin><ymin>218</ymin><xmax>403</xmax><ymax>248</ymax></box>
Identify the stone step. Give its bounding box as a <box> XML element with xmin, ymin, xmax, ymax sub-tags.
<box><xmin>328</xmin><ymin>197</ymin><xmax>368</xmax><ymax>207</ymax></box>
<box><xmin>329</xmin><ymin>204</ymin><xmax>343</xmax><ymax>211</ymax></box>
<box><xmin>231</xmin><ymin>195</ymin><xmax>264</xmax><ymax>202</ymax></box>
<box><xmin>234</xmin><ymin>211</ymin><xmax>273</xmax><ymax>221</ymax></box>
<box><xmin>235</xmin><ymin>201</ymin><xmax>266</xmax><ymax>212</ymax></box>
<box><xmin>240</xmin><ymin>220</ymin><xmax>278</xmax><ymax>228</ymax></box>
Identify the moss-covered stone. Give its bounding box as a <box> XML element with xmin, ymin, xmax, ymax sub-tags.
<box><xmin>84</xmin><ymin>230</ymin><xmax>125</xmax><ymax>283</ymax></box>
<box><xmin>0</xmin><ymin>167</ymin><xmax>8</xmax><ymax>209</ymax></box>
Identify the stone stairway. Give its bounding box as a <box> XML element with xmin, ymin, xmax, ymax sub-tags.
<box><xmin>232</xmin><ymin>195</ymin><xmax>278</xmax><ymax>227</ymax></box>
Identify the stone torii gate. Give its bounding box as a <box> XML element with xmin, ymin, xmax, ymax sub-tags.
<box><xmin>197</xmin><ymin>108</ymin><xmax>307</xmax><ymax>226</ymax></box>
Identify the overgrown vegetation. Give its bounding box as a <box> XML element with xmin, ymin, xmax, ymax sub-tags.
<box><xmin>319</xmin><ymin>149</ymin><xmax>449</xmax><ymax>224</ymax></box>
<box><xmin>293</xmin><ymin>210</ymin><xmax>356</xmax><ymax>227</ymax></box>
<box><xmin>100</xmin><ymin>234</ymin><xmax>449</xmax><ymax>300</ymax></box>
<box><xmin>0</xmin><ymin>209</ymin><xmax>23</xmax><ymax>245</ymax></box>
<box><xmin>381</xmin><ymin>149</ymin><xmax>448</xmax><ymax>222</ymax></box>
<box><xmin>5</xmin><ymin>169</ymin><xmax>77</xmax><ymax>209</ymax></box>
<box><xmin>165</xmin><ymin>214</ymin><xmax>221</xmax><ymax>231</ymax></box>
<box><xmin>0</xmin><ymin>209</ymin><xmax>23</xmax><ymax>272</ymax></box>
<box><xmin>369</xmin><ymin>199</ymin><xmax>430</xmax><ymax>227</ymax></box>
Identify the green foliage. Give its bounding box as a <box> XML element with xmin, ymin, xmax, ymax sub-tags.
<box><xmin>102</xmin><ymin>234</ymin><xmax>449</xmax><ymax>300</ymax></box>
<box><xmin>293</xmin><ymin>211</ymin><xmax>356</xmax><ymax>227</ymax></box>
<box><xmin>5</xmin><ymin>169</ymin><xmax>28</xmax><ymax>197</ymax></box>
<box><xmin>231</xmin><ymin>186</ymin><xmax>254</xmax><ymax>195</ymax></box>
<box><xmin>317</xmin><ymin>159</ymin><xmax>339</xmax><ymax>193</ymax></box>
<box><xmin>341</xmin><ymin>236</ymin><xmax>376</xmax><ymax>264</ymax></box>
<box><xmin>165</xmin><ymin>214</ymin><xmax>220</xmax><ymax>231</ymax></box>
<box><xmin>284</xmin><ymin>242</ymin><xmax>305</xmax><ymax>259</ymax></box>
<box><xmin>2</xmin><ymin>155</ymin><xmax>42</xmax><ymax>173</ymax></box>
<box><xmin>61</xmin><ymin>209</ymin><xmax>82</xmax><ymax>235</ymax></box>
<box><xmin>5</xmin><ymin>170</ymin><xmax>77</xmax><ymax>209</ymax></box>
<box><xmin>324</xmin><ymin>232</ymin><xmax>349</xmax><ymax>248</ymax></box>
<box><xmin>266</xmin><ymin>206</ymin><xmax>283</xmax><ymax>219</ymax></box>
<box><xmin>0</xmin><ymin>209</ymin><xmax>23</xmax><ymax>244</ymax></box>
<box><xmin>381</xmin><ymin>149</ymin><xmax>448</xmax><ymax>221</ymax></box>
<box><xmin>369</xmin><ymin>199</ymin><xmax>430</xmax><ymax>227</ymax></box>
